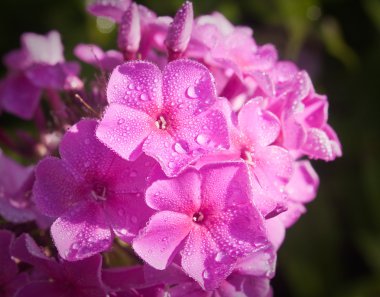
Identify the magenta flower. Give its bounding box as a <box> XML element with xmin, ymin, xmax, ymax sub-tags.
<box><xmin>74</xmin><ymin>44</ymin><xmax>123</xmax><ymax>72</ymax></box>
<box><xmin>0</xmin><ymin>231</ymin><xmax>28</xmax><ymax>297</ymax></box>
<box><xmin>33</xmin><ymin>119</ymin><xmax>155</xmax><ymax>261</ymax></box>
<box><xmin>0</xmin><ymin>149</ymin><xmax>36</xmax><ymax>223</ymax></box>
<box><xmin>87</xmin><ymin>0</ymin><xmax>131</xmax><ymax>23</ymax></box>
<box><xmin>11</xmin><ymin>234</ymin><xmax>107</xmax><ymax>297</ymax></box>
<box><xmin>0</xmin><ymin>31</ymin><xmax>82</xmax><ymax>119</ymax></box>
<box><xmin>133</xmin><ymin>162</ymin><xmax>269</xmax><ymax>290</ymax></box>
<box><xmin>96</xmin><ymin>59</ymin><xmax>230</xmax><ymax>177</ymax></box>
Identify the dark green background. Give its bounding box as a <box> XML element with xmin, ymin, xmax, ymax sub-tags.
<box><xmin>1</xmin><ymin>0</ymin><xmax>380</xmax><ymax>296</ymax></box>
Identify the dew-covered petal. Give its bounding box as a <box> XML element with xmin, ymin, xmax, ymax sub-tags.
<box><xmin>256</xmin><ymin>145</ymin><xmax>293</xmax><ymax>184</ymax></box>
<box><xmin>286</xmin><ymin>160</ymin><xmax>319</xmax><ymax>203</ymax></box>
<box><xmin>145</xmin><ymin>168</ymin><xmax>201</xmax><ymax>213</ymax></box>
<box><xmin>87</xmin><ymin>0</ymin><xmax>131</xmax><ymax>22</ymax></box>
<box><xmin>118</xmin><ymin>3</ymin><xmax>141</xmax><ymax>56</ymax></box>
<box><xmin>162</xmin><ymin>59</ymin><xmax>218</xmax><ymax>119</ymax></box>
<box><xmin>238</xmin><ymin>99</ymin><xmax>280</xmax><ymax>147</ymax></box>
<box><xmin>106</xmin><ymin>61</ymin><xmax>162</xmax><ymax>114</ymax></box>
<box><xmin>265</xmin><ymin>216</ymin><xmax>285</xmax><ymax>251</ymax></box>
<box><xmin>108</xmin><ymin>153</ymin><xmax>157</xmax><ymax>194</ymax></box>
<box><xmin>278</xmin><ymin>201</ymin><xmax>306</xmax><ymax>228</ymax></box>
<box><xmin>282</xmin><ymin>116</ymin><xmax>307</xmax><ymax>150</ymax></box>
<box><xmin>97</xmin><ymin>103</ymin><xmax>154</xmax><ymax>161</ymax></box>
<box><xmin>0</xmin><ymin>74</ymin><xmax>41</xmax><ymax>120</ymax></box>
<box><xmin>142</xmin><ymin>129</ymin><xmax>196</xmax><ymax>177</ymax></box>
<box><xmin>59</xmin><ymin>119</ymin><xmax>118</xmax><ymax>179</ymax></box>
<box><xmin>199</xmin><ymin>162</ymin><xmax>253</xmax><ymax>211</ymax></box>
<box><xmin>51</xmin><ymin>202</ymin><xmax>112</xmax><ymax>261</ymax></box>
<box><xmin>227</xmin><ymin>275</ymin><xmax>272</xmax><ymax>297</ymax></box>
<box><xmin>21</xmin><ymin>30</ymin><xmax>64</xmax><ymax>65</ymax></box>
<box><xmin>133</xmin><ymin>211</ymin><xmax>192</xmax><ymax>270</ymax></box>
<box><xmin>106</xmin><ymin>193</ymin><xmax>153</xmax><ymax>242</ymax></box>
<box><xmin>165</xmin><ymin>1</ymin><xmax>193</xmax><ymax>58</ymax></box>
<box><xmin>302</xmin><ymin>94</ymin><xmax>328</xmax><ymax>128</ymax></box>
<box><xmin>0</xmin><ymin>230</ymin><xmax>18</xmax><ymax>284</ymax></box>
<box><xmin>235</xmin><ymin>246</ymin><xmax>276</xmax><ymax>278</ymax></box>
<box><xmin>33</xmin><ymin>157</ymin><xmax>82</xmax><ymax>217</ymax></box>
<box><xmin>302</xmin><ymin>128</ymin><xmax>335</xmax><ymax>161</ymax></box>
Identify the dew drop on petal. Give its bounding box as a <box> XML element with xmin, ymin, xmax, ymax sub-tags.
<box><xmin>118</xmin><ymin>118</ymin><xmax>125</xmax><ymax>125</ymax></box>
<box><xmin>168</xmin><ymin>161</ymin><xmax>176</xmax><ymax>169</ymax></box>
<box><xmin>186</xmin><ymin>86</ymin><xmax>198</xmax><ymax>99</ymax></box>
<box><xmin>195</xmin><ymin>134</ymin><xmax>208</xmax><ymax>145</ymax></box>
<box><xmin>128</xmin><ymin>83</ymin><xmax>135</xmax><ymax>90</ymax></box>
<box><xmin>140</xmin><ymin>93</ymin><xmax>149</xmax><ymax>101</ymax></box>
<box><xmin>215</xmin><ymin>251</ymin><xmax>226</xmax><ymax>262</ymax></box>
<box><xmin>174</xmin><ymin>142</ymin><xmax>187</xmax><ymax>154</ymax></box>
<box><xmin>203</xmin><ymin>270</ymin><xmax>210</xmax><ymax>279</ymax></box>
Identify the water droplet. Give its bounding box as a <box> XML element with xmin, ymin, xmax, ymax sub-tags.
<box><xmin>168</xmin><ymin>161</ymin><xmax>176</xmax><ymax>169</ymax></box>
<box><xmin>203</xmin><ymin>270</ymin><xmax>210</xmax><ymax>279</ymax></box>
<box><xmin>128</xmin><ymin>83</ymin><xmax>135</xmax><ymax>90</ymax></box>
<box><xmin>174</xmin><ymin>142</ymin><xmax>187</xmax><ymax>154</ymax></box>
<box><xmin>195</xmin><ymin>134</ymin><xmax>208</xmax><ymax>145</ymax></box>
<box><xmin>162</xmin><ymin>236</ymin><xmax>168</xmax><ymax>242</ymax></box>
<box><xmin>118</xmin><ymin>118</ymin><xmax>125</xmax><ymax>125</ymax></box>
<box><xmin>215</xmin><ymin>252</ymin><xmax>226</xmax><ymax>262</ymax></box>
<box><xmin>120</xmin><ymin>229</ymin><xmax>127</xmax><ymax>235</ymax></box>
<box><xmin>140</xmin><ymin>93</ymin><xmax>149</xmax><ymax>101</ymax></box>
<box><xmin>72</xmin><ymin>243</ymin><xmax>79</xmax><ymax>250</ymax></box>
<box><xmin>186</xmin><ymin>86</ymin><xmax>198</xmax><ymax>99</ymax></box>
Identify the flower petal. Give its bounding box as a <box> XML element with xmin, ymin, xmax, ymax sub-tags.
<box><xmin>0</xmin><ymin>74</ymin><xmax>41</xmax><ymax>120</ymax></box>
<box><xmin>145</xmin><ymin>168</ymin><xmax>201</xmax><ymax>213</ymax></box>
<box><xmin>133</xmin><ymin>211</ymin><xmax>192</xmax><ymax>270</ymax></box>
<box><xmin>97</xmin><ymin>103</ymin><xmax>154</xmax><ymax>161</ymax></box>
<box><xmin>51</xmin><ymin>202</ymin><xmax>112</xmax><ymax>261</ymax></box>
<box><xmin>238</xmin><ymin>99</ymin><xmax>280</xmax><ymax>147</ymax></box>
<box><xmin>107</xmin><ymin>61</ymin><xmax>162</xmax><ymax>114</ymax></box>
<box><xmin>33</xmin><ymin>157</ymin><xmax>82</xmax><ymax>217</ymax></box>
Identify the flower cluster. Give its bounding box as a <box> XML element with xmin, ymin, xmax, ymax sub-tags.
<box><xmin>0</xmin><ymin>1</ymin><xmax>341</xmax><ymax>296</ymax></box>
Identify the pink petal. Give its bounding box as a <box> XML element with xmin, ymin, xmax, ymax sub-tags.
<box><xmin>302</xmin><ymin>94</ymin><xmax>328</xmax><ymax>128</ymax></box>
<box><xmin>51</xmin><ymin>202</ymin><xmax>112</xmax><ymax>261</ymax></box>
<box><xmin>25</xmin><ymin>64</ymin><xmax>67</xmax><ymax>89</ymax></box>
<box><xmin>59</xmin><ymin>119</ymin><xmax>118</xmax><ymax>178</ymax></box>
<box><xmin>3</xmin><ymin>49</ymin><xmax>30</xmax><ymax>71</ymax></box>
<box><xmin>256</xmin><ymin>145</ymin><xmax>293</xmax><ymax>184</ymax></box>
<box><xmin>0</xmin><ymin>74</ymin><xmax>41</xmax><ymax>120</ymax></box>
<box><xmin>106</xmin><ymin>193</ymin><xmax>153</xmax><ymax>242</ymax></box>
<box><xmin>118</xmin><ymin>3</ymin><xmax>141</xmax><ymax>57</ymax></box>
<box><xmin>165</xmin><ymin>1</ymin><xmax>194</xmax><ymax>58</ymax></box>
<box><xmin>265</xmin><ymin>216</ymin><xmax>286</xmax><ymax>250</ymax></box>
<box><xmin>278</xmin><ymin>200</ymin><xmax>306</xmax><ymax>228</ymax></box>
<box><xmin>145</xmin><ymin>168</ymin><xmax>201</xmax><ymax>213</ymax></box>
<box><xmin>16</xmin><ymin>282</ymin><xmax>68</xmax><ymax>297</ymax></box>
<box><xmin>21</xmin><ymin>31</ymin><xmax>64</xmax><ymax>65</ymax></box>
<box><xmin>302</xmin><ymin>128</ymin><xmax>335</xmax><ymax>161</ymax></box>
<box><xmin>238</xmin><ymin>99</ymin><xmax>280</xmax><ymax>147</ymax></box>
<box><xmin>102</xmin><ymin>266</ymin><xmax>145</xmax><ymax>291</ymax></box>
<box><xmin>282</xmin><ymin>116</ymin><xmax>307</xmax><ymax>150</ymax></box>
<box><xmin>87</xmin><ymin>0</ymin><xmax>131</xmax><ymax>22</ymax></box>
<box><xmin>162</xmin><ymin>59</ymin><xmax>217</xmax><ymax>118</ymax></box>
<box><xmin>235</xmin><ymin>246</ymin><xmax>276</xmax><ymax>277</ymax></box>
<box><xmin>33</xmin><ymin>157</ymin><xmax>82</xmax><ymax>217</ymax></box>
<box><xmin>286</xmin><ymin>160</ymin><xmax>319</xmax><ymax>203</ymax></box>
<box><xmin>251</xmin><ymin>44</ymin><xmax>278</xmax><ymax>71</ymax></box>
<box><xmin>96</xmin><ymin>103</ymin><xmax>154</xmax><ymax>160</ymax></box>
<box><xmin>133</xmin><ymin>211</ymin><xmax>192</xmax><ymax>270</ymax></box>
<box><xmin>106</xmin><ymin>61</ymin><xmax>162</xmax><ymax>114</ymax></box>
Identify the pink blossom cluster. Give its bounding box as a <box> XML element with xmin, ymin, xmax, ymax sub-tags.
<box><xmin>0</xmin><ymin>1</ymin><xmax>342</xmax><ymax>296</ymax></box>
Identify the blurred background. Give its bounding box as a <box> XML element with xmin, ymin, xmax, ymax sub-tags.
<box><xmin>1</xmin><ymin>0</ymin><xmax>379</xmax><ymax>296</ymax></box>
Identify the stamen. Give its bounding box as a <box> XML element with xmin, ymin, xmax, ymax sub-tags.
<box><xmin>155</xmin><ymin>115</ymin><xmax>167</xmax><ymax>130</ymax></box>
<box><xmin>91</xmin><ymin>184</ymin><xmax>107</xmax><ymax>201</ymax></box>
<box><xmin>241</xmin><ymin>150</ymin><xmax>255</xmax><ymax>166</ymax></box>
<box><xmin>192</xmin><ymin>211</ymin><xmax>204</xmax><ymax>223</ymax></box>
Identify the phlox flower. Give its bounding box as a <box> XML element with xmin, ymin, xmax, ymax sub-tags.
<box><xmin>133</xmin><ymin>162</ymin><xmax>269</xmax><ymax>290</ymax></box>
<box><xmin>33</xmin><ymin>119</ymin><xmax>155</xmax><ymax>261</ymax></box>
<box><xmin>96</xmin><ymin>59</ymin><xmax>230</xmax><ymax>177</ymax></box>
<box><xmin>0</xmin><ymin>31</ymin><xmax>82</xmax><ymax>119</ymax></box>
<box><xmin>11</xmin><ymin>234</ymin><xmax>107</xmax><ymax>297</ymax></box>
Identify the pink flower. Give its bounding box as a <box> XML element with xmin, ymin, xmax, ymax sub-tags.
<box><xmin>11</xmin><ymin>234</ymin><xmax>107</xmax><ymax>297</ymax></box>
<box><xmin>0</xmin><ymin>31</ymin><xmax>82</xmax><ymax>119</ymax></box>
<box><xmin>133</xmin><ymin>162</ymin><xmax>269</xmax><ymax>290</ymax></box>
<box><xmin>33</xmin><ymin>119</ymin><xmax>155</xmax><ymax>261</ymax></box>
<box><xmin>87</xmin><ymin>0</ymin><xmax>131</xmax><ymax>23</ymax></box>
<box><xmin>96</xmin><ymin>59</ymin><xmax>230</xmax><ymax>177</ymax></box>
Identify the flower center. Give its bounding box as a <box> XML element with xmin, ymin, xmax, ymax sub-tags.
<box><xmin>155</xmin><ymin>115</ymin><xmax>167</xmax><ymax>130</ymax></box>
<box><xmin>241</xmin><ymin>149</ymin><xmax>255</xmax><ymax>166</ymax></box>
<box><xmin>192</xmin><ymin>211</ymin><xmax>204</xmax><ymax>223</ymax></box>
<box><xmin>91</xmin><ymin>183</ymin><xmax>107</xmax><ymax>202</ymax></box>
